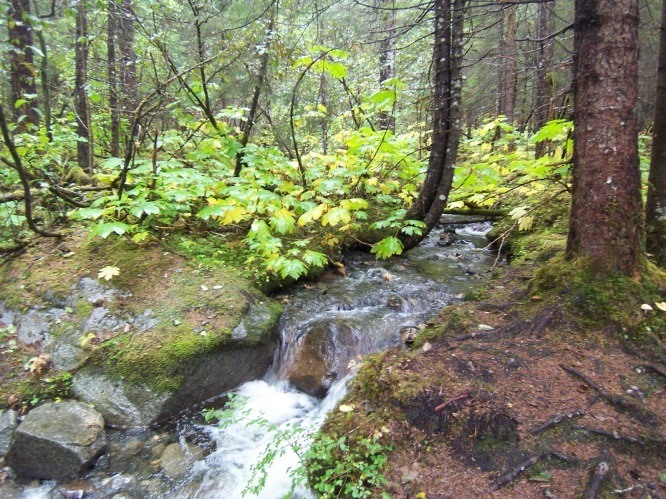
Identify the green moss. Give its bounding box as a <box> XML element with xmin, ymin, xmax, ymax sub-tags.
<box><xmin>530</xmin><ymin>256</ymin><xmax>666</xmax><ymax>341</ymax></box>
<box><xmin>3</xmin><ymin>372</ymin><xmax>73</xmax><ymax>411</ymax></box>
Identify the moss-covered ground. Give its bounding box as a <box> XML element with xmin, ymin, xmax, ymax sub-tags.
<box><xmin>0</xmin><ymin>229</ymin><xmax>279</xmax><ymax>409</ymax></box>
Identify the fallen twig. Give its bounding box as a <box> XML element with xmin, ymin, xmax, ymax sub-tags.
<box><xmin>529</xmin><ymin>409</ymin><xmax>586</xmax><ymax>435</ymax></box>
<box><xmin>490</xmin><ymin>452</ymin><xmax>545</xmax><ymax>491</ymax></box>
<box><xmin>434</xmin><ymin>393</ymin><xmax>471</xmax><ymax>412</ymax></box>
<box><xmin>560</xmin><ymin>364</ymin><xmax>658</xmax><ymax>427</ymax></box>
<box><xmin>581</xmin><ymin>461</ymin><xmax>610</xmax><ymax>499</ymax></box>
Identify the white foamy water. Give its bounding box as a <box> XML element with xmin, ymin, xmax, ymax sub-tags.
<box><xmin>171</xmin><ymin>377</ymin><xmax>350</xmax><ymax>498</ymax></box>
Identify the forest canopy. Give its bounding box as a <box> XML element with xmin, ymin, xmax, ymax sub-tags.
<box><xmin>0</xmin><ymin>0</ymin><xmax>663</xmax><ymax>278</ymax></box>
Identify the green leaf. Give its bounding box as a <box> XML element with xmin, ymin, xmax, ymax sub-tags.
<box><xmin>277</xmin><ymin>258</ymin><xmax>308</xmax><ymax>279</ymax></box>
<box><xmin>321</xmin><ymin>207</ymin><xmax>351</xmax><ymax>227</ymax></box>
<box><xmin>129</xmin><ymin>202</ymin><xmax>161</xmax><ymax>218</ymax></box>
<box><xmin>371</xmin><ymin>236</ymin><xmax>403</xmax><ymax>259</ymax></box>
<box><xmin>90</xmin><ymin>222</ymin><xmax>133</xmax><ymax>238</ymax></box>
<box><xmin>73</xmin><ymin>207</ymin><xmax>107</xmax><ymax>220</ymax></box>
<box><xmin>302</xmin><ymin>250</ymin><xmax>328</xmax><ymax>267</ymax></box>
<box><xmin>269</xmin><ymin>208</ymin><xmax>296</xmax><ymax>234</ymax></box>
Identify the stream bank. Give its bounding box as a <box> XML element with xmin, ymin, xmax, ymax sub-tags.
<box><xmin>0</xmin><ymin>218</ymin><xmax>496</xmax><ymax>497</ymax></box>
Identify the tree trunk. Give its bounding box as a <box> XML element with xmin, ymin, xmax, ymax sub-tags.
<box><xmin>401</xmin><ymin>0</ymin><xmax>465</xmax><ymax>250</ymax></box>
<box><xmin>8</xmin><ymin>0</ymin><xmax>39</xmax><ymax>129</ymax></box>
<box><xmin>534</xmin><ymin>2</ymin><xmax>554</xmax><ymax>157</ymax></box>
<box><xmin>108</xmin><ymin>0</ymin><xmax>120</xmax><ymax>157</ymax></box>
<box><xmin>378</xmin><ymin>0</ymin><xmax>396</xmax><ymax>132</ymax></box>
<box><xmin>118</xmin><ymin>0</ymin><xmax>137</xmax><ymax>116</ymax></box>
<box><xmin>234</xmin><ymin>10</ymin><xmax>274</xmax><ymax>176</ymax></box>
<box><xmin>75</xmin><ymin>2</ymin><xmax>94</xmax><ymax>174</ymax></box>
<box><xmin>646</xmin><ymin>0</ymin><xmax>666</xmax><ymax>267</ymax></box>
<box><xmin>504</xmin><ymin>5</ymin><xmax>517</xmax><ymax>124</ymax></box>
<box><xmin>496</xmin><ymin>10</ymin><xmax>505</xmax><ymax>117</ymax></box>
<box><xmin>566</xmin><ymin>0</ymin><xmax>643</xmax><ymax>276</ymax></box>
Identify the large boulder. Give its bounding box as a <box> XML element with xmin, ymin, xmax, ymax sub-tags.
<box><xmin>72</xmin><ymin>300</ymin><xmax>282</xmax><ymax>427</ymax></box>
<box><xmin>284</xmin><ymin>320</ymin><xmax>361</xmax><ymax>397</ymax></box>
<box><xmin>5</xmin><ymin>401</ymin><xmax>106</xmax><ymax>480</ymax></box>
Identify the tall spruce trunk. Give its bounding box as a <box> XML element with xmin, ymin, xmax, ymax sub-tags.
<box><xmin>401</xmin><ymin>0</ymin><xmax>464</xmax><ymax>251</ymax></box>
<box><xmin>378</xmin><ymin>0</ymin><xmax>396</xmax><ymax>132</ymax></box>
<box><xmin>108</xmin><ymin>0</ymin><xmax>120</xmax><ymax>157</ymax></box>
<box><xmin>534</xmin><ymin>2</ymin><xmax>554</xmax><ymax>157</ymax></box>
<box><xmin>8</xmin><ymin>0</ymin><xmax>39</xmax><ymax>129</ymax></box>
<box><xmin>75</xmin><ymin>3</ymin><xmax>94</xmax><ymax>173</ymax></box>
<box><xmin>646</xmin><ymin>0</ymin><xmax>666</xmax><ymax>267</ymax></box>
<box><xmin>566</xmin><ymin>0</ymin><xmax>643</xmax><ymax>276</ymax></box>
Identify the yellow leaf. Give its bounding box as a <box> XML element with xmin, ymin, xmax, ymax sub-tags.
<box><xmin>98</xmin><ymin>265</ymin><xmax>120</xmax><ymax>281</ymax></box>
<box><xmin>656</xmin><ymin>302</ymin><xmax>666</xmax><ymax>311</ymax></box>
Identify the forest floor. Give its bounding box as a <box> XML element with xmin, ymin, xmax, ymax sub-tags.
<box><xmin>320</xmin><ymin>253</ymin><xmax>666</xmax><ymax>498</ymax></box>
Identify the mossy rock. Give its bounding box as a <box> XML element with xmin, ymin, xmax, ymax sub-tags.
<box><xmin>0</xmin><ymin>233</ymin><xmax>283</xmax><ymax>426</ymax></box>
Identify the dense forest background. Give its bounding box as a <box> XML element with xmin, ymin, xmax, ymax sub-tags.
<box><xmin>1</xmin><ymin>0</ymin><xmax>664</xmax><ymax>279</ymax></box>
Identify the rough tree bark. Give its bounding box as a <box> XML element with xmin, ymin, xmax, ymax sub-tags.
<box><xmin>646</xmin><ymin>0</ymin><xmax>666</xmax><ymax>267</ymax></box>
<box><xmin>533</xmin><ymin>1</ymin><xmax>554</xmax><ymax>157</ymax></box>
<box><xmin>400</xmin><ymin>0</ymin><xmax>465</xmax><ymax>250</ymax></box>
<box><xmin>8</xmin><ymin>0</ymin><xmax>39</xmax><ymax>129</ymax></box>
<box><xmin>377</xmin><ymin>0</ymin><xmax>396</xmax><ymax>132</ymax></box>
<box><xmin>108</xmin><ymin>0</ymin><xmax>120</xmax><ymax>157</ymax></box>
<box><xmin>504</xmin><ymin>5</ymin><xmax>517</xmax><ymax>124</ymax></box>
<box><xmin>118</xmin><ymin>0</ymin><xmax>137</xmax><ymax>116</ymax></box>
<box><xmin>234</xmin><ymin>10</ymin><xmax>274</xmax><ymax>176</ymax></box>
<box><xmin>566</xmin><ymin>0</ymin><xmax>643</xmax><ymax>276</ymax></box>
<box><xmin>75</xmin><ymin>2</ymin><xmax>94</xmax><ymax>173</ymax></box>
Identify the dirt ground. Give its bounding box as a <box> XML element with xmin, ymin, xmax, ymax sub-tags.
<box><xmin>325</xmin><ymin>263</ymin><xmax>666</xmax><ymax>498</ymax></box>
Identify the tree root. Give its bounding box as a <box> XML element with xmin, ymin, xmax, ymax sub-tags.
<box><xmin>638</xmin><ymin>364</ymin><xmax>666</xmax><ymax>380</ymax></box>
<box><xmin>489</xmin><ymin>450</ymin><xmax>579</xmax><ymax>492</ymax></box>
<box><xmin>529</xmin><ymin>409</ymin><xmax>586</xmax><ymax>435</ymax></box>
<box><xmin>559</xmin><ymin>364</ymin><xmax>659</xmax><ymax>427</ymax></box>
<box><xmin>582</xmin><ymin>460</ymin><xmax>610</xmax><ymax>499</ymax></box>
<box><xmin>454</xmin><ymin>319</ymin><xmax>529</xmax><ymax>343</ymax></box>
<box><xmin>572</xmin><ymin>425</ymin><xmax>666</xmax><ymax>451</ymax></box>
<box><xmin>490</xmin><ymin>452</ymin><xmax>545</xmax><ymax>491</ymax></box>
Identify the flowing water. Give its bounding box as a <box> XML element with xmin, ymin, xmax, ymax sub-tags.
<box><xmin>6</xmin><ymin>219</ymin><xmax>494</xmax><ymax>498</ymax></box>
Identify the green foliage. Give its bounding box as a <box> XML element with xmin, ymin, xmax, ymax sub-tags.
<box><xmin>451</xmin><ymin>117</ymin><xmax>574</xmax><ymax>217</ymax></box>
<box><xmin>306</xmin><ymin>433</ymin><xmax>391</xmax><ymax>498</ymax></box>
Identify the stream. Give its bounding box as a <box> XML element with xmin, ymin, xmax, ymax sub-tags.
<box><xmin>10</xmin><ymin>218</ymin><xmax>494</xmax><ymax>498</ymax></box>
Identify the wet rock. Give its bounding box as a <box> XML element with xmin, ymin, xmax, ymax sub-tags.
<box><xmin>5</xmin><ymin>401</ymin><xmax>106</xmax><ymax>480</ymax></box>
<box><xmin>82</xmin><ymin>307</ymin><xmax>125</xmax><ymax>334</ymax></box>
<box><xmin>16</xmin><ymin>310</ymin><xmax>54</xmax><ymax>345</ymax></box>
<box><xmin>159</xmin><ymin>442</ymin><xmax>205</xmax><ymax>479</ymax></box>
<box><xmin>387</xmin><ymin>294</ymin><xmax>405</xmax><ymax>310</ymax></box>
<box><xmin>76</xmin><ymin>277</ymin><xmax>130</xmax><ymax>306</ymax></box>
<box><xmin>285</xmin><ymin>320</ymin><xmax>361</xmax><ymax>397</ymax></box>
<box><xmin>0</xmin><ymin>409</ymin><xmax>18</xmax><ymax>456</ymax></box>
<box><xmin>54</xmin><ymin>479</ymin><xmax>96</xmax><ymax>498</ymax></box>
<box><xmin>71</xmin><ymin>371</ymin><xmax>169</xmax><ymax>429</ymax></box>
<box><xmin>0</xmin><ymin>302</ymin><xmax>17</xmax><ymax>327</ymax></box>
<box><xmin>438</xmin><ymin>229</ymin><xmax>457</xmax><ymax>246</ymax></box>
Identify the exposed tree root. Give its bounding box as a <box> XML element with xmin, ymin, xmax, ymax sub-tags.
<box><xmin>490</xmin><ymin>452</ymin><xmax>545</xmax><ymax>491</ymax></box>
<box><xmin>454</xmin><ymin>319</ymin><xmax>529</xmax><ymax>343</ymax></box>
<box><xmin>638</xmin><ymin>364</ymin><xmax>666</xmax><ymax>379</ymax></box>
<box><xmin>572</xmin><ymin>425</ymin><xmax>666</xmax><ymax>451</ymax></box>
<box><xmin>560</xmin><ymin>364</ymin><xmax>659</xmax><ymax>427</ymax></box>
<box><xmin>581</xmin><ymin>460</ymin><xmax>610</xmax><ymax>499</ymax></box>
<box><xmin>529</xmin><ymin>409</ymin><xmax>586</xmax><ymax>435</ymax></box>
